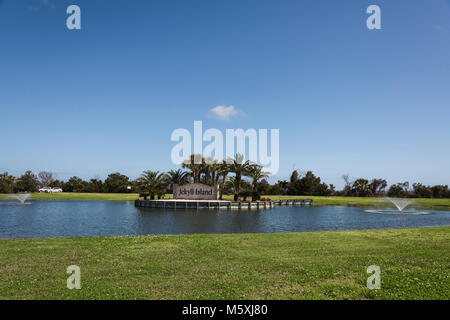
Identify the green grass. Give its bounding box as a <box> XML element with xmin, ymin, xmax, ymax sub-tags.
<box><xmin>0</xmin><ymin>227</ymin><xmax>448</xmax><ymax>300</ymax></box>
<box><xmin>1</xmin><ymin>193</ymin><xmax>450</xmax><ymax>210</ymax></box>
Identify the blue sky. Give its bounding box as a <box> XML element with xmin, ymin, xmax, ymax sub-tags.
<box><xmin>1</xmin><ymin>0</ymin><xmax>449</xmax><ymax>188</ymax></box>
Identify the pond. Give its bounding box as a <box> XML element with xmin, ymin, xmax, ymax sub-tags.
<box><xmin>0</xmin><ymin>200</ymin><xmax>449</xmax><ymax>239</ymax></box>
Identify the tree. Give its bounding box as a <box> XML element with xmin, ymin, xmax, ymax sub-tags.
<box><xmin>49</xmin><ymin>180</ymin><xmax>65</xmax><ymax>189</ymax></box>
<box><xmin>218</xmin><ymin>161</ymin><xmax>230</xmax><ymax>200</ymax></box>
<box><xmin>247</xmin><ymin>164</ymin><xmax>269</xmax><ymax>201</ymax></box>
<box><xmin>0</xmin><ymin>172</ymin><xmax>16</xmax><ymax>193</ymax></box>
<box><xmin>257</xmin><ymin>178</ymin><xmax>271</xmax><ymax>195</ymax></box>
<box><xmin>412</xmin><ymin>183</ymin><xmax>432</xmax><ymax>198</ymax></box>
<box><xmin>342</xmin><ymin>174</ymin><xmax>353</xmax><ymax>195</ymax></box>
<box><xmin>83</xmin><ymin>179</ymin><xmax>105</xmax><ymax>193</ymax></box>
<box><xmin>38</xmin><ymin>171</ymin><xmax>55</xmax><ymax>188</ymax></box>
<box><xmin>352</xmin><ymin>178</ymin><xmax>372</xmax><ymax>197</ymax></box>
<box><xmin>16</xmin><ymin>171</ymin><xmax>39</xmax><ymax>192</ymax></box>
<box><xmin>64</xmin><ymin>176</ymin><xmax>87</xmax><ymax>192</ymax></box>
<box><xmin>201</xmin><ymin>158</ymin><xmax>220</xmax><ymax>186</ymax></box>
<box><xmin>370</xmin><ymin>178</ymin><xmax>387</xmax><ymax>196</ymax></box>
<box><xmin>227</xmin><ymin>154</ymin><xmax>252</xmax><ymax>201</ymax></box>
<box><xmin>431</xmin><ymin>185</ymin><xmax>448</xmax><ymax>198</ymax></box>
<box><xmin>104</xmin><ymin>173</ymin><xmax>130</xmax><ymax>193</ymax></box>
<box><xmin>287</xmin><ymin>171</ymin><xmax>330</xmax><ymax>196</ymax></box>
<box><xmin>137</xmin><ymin>171</ymin><xmax>167</xmax><ymax>200</ymax></box>
<box><xmin>329</xmin><ymin>184</ymin><xmax>336</xmax><ymax>195</ymax></box>
<box><xmin>224</xmin><ymin>176</ymin><xmax>236</xmax><ymax>196</ymax></box>
<box><xmin>239</xmin><ymin>180</ymin><xmax>253</xmax><ymax>201</ymax></box>
<box><xmin>269</xmin><ymin>180</ymin><xmax>289</xmax><ymax>195</ymax></box>
<box><xmin>182</xmin><ymin>154</ymin><xmax>202</xmax><ymax>183</ymax></box>
<box><xmin>210</xmin><ymin>160</ymin><xmax>221</xmax><ymax>186</ymax></box>
<box><xmin>290</xmin><ymin>170</ymin><xmax>300</xmax><ymax>183</ymax></box>
<box><xmin>388</xmin><ymin>182</ymin><xmax>410</xmax><ymax>198</ymax></box>
<box><xmin>166</xmin><ymin>169</ymin><xmax>189</xmax><ymax>192</ymax></box>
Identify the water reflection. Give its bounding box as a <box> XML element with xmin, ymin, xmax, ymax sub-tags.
<box><xmin>0</xmin><ymin>200</ymin><xmax>449</xmax><ymax>239</ymax></box>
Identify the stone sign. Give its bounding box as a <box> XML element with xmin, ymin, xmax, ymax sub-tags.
<box><xmin>173</xmin><ymin>183</ymin><xmax>219</xmax><ymax>200</ymax></box>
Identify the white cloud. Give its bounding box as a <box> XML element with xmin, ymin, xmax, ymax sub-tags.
<box><xmin>208</xmin><ymin>105</ymin><xmax>242</xmax><ymax>120</ymax></box>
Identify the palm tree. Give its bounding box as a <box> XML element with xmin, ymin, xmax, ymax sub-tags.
<box><xmin>218</xmin><ymin>161</ymin><xmax>229</xmax><ymax>200</ymax></box>
<box><xmin>352</xmin><ymin>178</ymin><xmax>372</xmax><ymax>197</ymax></box>
<box><xmin>200</xmin><ymin>158</ymin><xmax>211</xmax><ymax>185</ymax></box>
<box><xmin>167</xmin><ymin>169</ymin><xmax>189</xmax><ymax>191</ymax></box>
<box><xmin>0</xmin><ymin>172</ymin><xmax>16</xmax><ymax>193</ymax></box>
<box><xmin>224</xmin><ymin>176</ymin><xmax>236</xmax><ymax>195</ymax></box>
<box><xmin>137</xmin><ymin>170</ymin><xmax>167</xmax><ymax>200</ymax></box>
<box><xmin>248</xmin><ymin>164</ymin><xmax>269</xmax><ymax>201</ymax></box>
<box><xmin>227</xmin><ymin>153</ymin><xmax>252</xmax><ymax>201</ymax></box>
<box><xmin>182</xmin><ymin>154</ymin><xmax>202</xmax><ymax>183</ymax></box>
<box><xmin>202</xmin><ymin>157</ymin><xmax>221</xmax><ymax>186</ymax></box>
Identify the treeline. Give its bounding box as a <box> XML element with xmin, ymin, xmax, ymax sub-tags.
<box><xmin>339</xmin><ymin>175</ymin><xmax>450</xmax><ymax>198</ymax></box>
<box><xmin>260</xmin><ymin>172</ymin><xmax>450</xmax><ymax>198</ymax></box>
<box><xmin>0</xmin><ymin>171</ymin><xmax>133</xmax><ymax>194</ymax></box>
<box><xmin>1</xmin><ymin>158</ymin><xmax>449</xmax><ymax>199</ymax></box>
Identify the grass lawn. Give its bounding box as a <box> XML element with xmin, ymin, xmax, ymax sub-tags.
<box><xmin>1</xmin><ymin>193</ymin><xmax>450</xmax><ymax>210</ymax></box>
<box><xmin>0</xmin><ymin>227</ymin><xmax>448</xmax><ymax>300</ymax></box>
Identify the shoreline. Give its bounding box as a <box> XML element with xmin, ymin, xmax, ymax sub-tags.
<box><xmin>1</xmin><ymin>193</ymin><xmax>450</xmax><ymax>210</ymax></box>
<box><xmin>1</xmin><ymin>225</ymin><xmax>449</xmax><ymax>241</ymax></box>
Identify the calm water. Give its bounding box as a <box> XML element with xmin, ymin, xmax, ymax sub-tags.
<box><xmin>0</xmin><ymin>200</ymin><xmax>449</xmax><ymax>239</ymax></box>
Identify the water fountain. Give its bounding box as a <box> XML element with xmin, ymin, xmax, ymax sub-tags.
<box><xmin>364</xmin><ymin>198</ymin><xmax>430</xmax><ymax>215</ymax></box>
<box><xmin>10</xmin><ymin>193</ymin><xmax>31</xmax><ymax>205</ymax></box>
<box><xmin>387</xmin><ymin>198</ymin><xmax>413</xmax><ymax>212</ymax></box>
